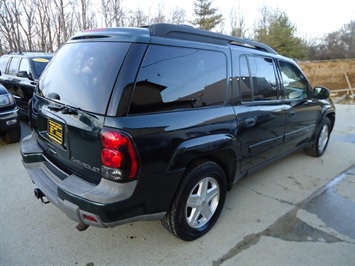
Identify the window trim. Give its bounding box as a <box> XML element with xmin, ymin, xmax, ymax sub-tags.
<box><xmin>238</xmin><ymin>54</ymin><xmax>281</xmax><ymax>104</ymax></box>
<box><xmin>277</xmin><ymin>59</ymin><xmax>311</xmax><ymax>101</ymax></box>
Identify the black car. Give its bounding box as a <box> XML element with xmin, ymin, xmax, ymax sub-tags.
<box><xmin>21</xmin><ymin>24</ymin><xmax>335</xmax><ymax>241</ymax></box>
<box><xmin>0</xmin><ymin>52</ymin><xmax>53</xmax><ymax>116</ymax></box>
<box><xmin>0</xmin><ymin>84</ymin><xmax>21</xmax><ymax>143</ymax></box>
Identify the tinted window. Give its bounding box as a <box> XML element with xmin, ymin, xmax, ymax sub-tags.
<box><xmin>130</xmin><ymin>45</ymin><xmax>227</xmax><ymax>114</ymax></box>
<box><xmin>239</xmin><ymin>55</ymin><xmax>252</xmax><ymax>102</ymax></box>
<box><xmin>38</xmin><ymin>42</ymin><xmax>130</xmax><ymax>114</ymax></box>
<box><xmin>279</xmin><ymin>60</ymin><xmax>309</xmax><ymax>100</ymax></box>
<box><xmin>8</xmin><ymin>57</ymin><xmax>20</xmax><ymax>75</ymax></box>
<box><xmin>248</xmin><ymin>56</ymin><xmax>278</xmax><ymax>101</ymax></box>
<box><xmin>238</xmin><ymin>55</ymin><xmax>279</xmax><ymax>102</ymax></box>
<box><xmin>31</xmin><ymin>57</ymin><xmax>52</xmax><ymax>79</ymax></box>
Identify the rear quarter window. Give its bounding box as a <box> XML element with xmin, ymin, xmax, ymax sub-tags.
<box><xmin>130</xmin><ymin>45</ymin><xmax>227</xmax><ymax>114</ymax></box>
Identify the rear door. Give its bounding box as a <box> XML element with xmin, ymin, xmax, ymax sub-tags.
<box><xmin>1</xmin><ymin>56</ymin><xmax>20</xmax><ymax>99</ymax></box>
<box><xmin>32</xmin><ymin>41</ymin><xmax>131</xmax><ymax>184</ymax></box>
<box><xmin>15</xmin><ymin>57</ymin><xmax>35</xmax><ymax>111</ymax></box>
<box><xmin>232</xmin><ymin>53</ymin><xmax>286</xmax><ymax>172</ymax></box>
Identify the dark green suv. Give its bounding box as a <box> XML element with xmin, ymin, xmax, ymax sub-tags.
<box><xmin>21</xmin><ymin>24</ymin><xmax>335</xmax><ymax>241</ymax></box>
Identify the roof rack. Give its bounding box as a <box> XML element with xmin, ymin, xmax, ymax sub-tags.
<box><xmin>147</xmin><ymin>23</ymin><xmax>277</xmax><ymax>54</ymax></box>
<box><xmin>7</xmin><ymin>51</ymin><xmax>52</xmax><ymax>55</ymax></box>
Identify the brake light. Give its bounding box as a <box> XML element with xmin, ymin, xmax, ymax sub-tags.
<box><xmin>100</xmin><ymin>130</ymin><xmax>139</xmax><ymax>181</ymax></box>
<box><xmin>101</xmin><ymin>149</ymin><xmax>124</xmax><ymax>168</ymax></box>
<box><xmin>101</xmin><ymin>131</ymin><xmax>125</xmax><ymax>149</ymax></box>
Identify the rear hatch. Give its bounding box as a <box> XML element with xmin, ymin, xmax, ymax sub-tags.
<box><xmin>32</xmin><ymin>40</ymin><xmax>131</xmax><ymax>184</ymax></box>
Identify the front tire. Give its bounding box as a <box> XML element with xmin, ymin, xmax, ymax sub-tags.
<box><xmin>305</xmin><ymin>117</ymin><xmax>331</xmax><ymax>157</ymax></box>
<box><xmin>1</xmin><ymin>125</ymin><xmax>21</xmax><ymax>144</ymax></box>
<box><xmin>162</xmin><ymin>161</ymin><xmax>227</xmax><ymax>241</ymax></box>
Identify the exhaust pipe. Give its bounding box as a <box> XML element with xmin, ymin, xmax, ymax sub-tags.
<box><xmin>34</xmin><ymin>188</ymin><xmax>49</xmax><ymax>204</ymax></box>
<box><xmin>34</xmin><ymin>188</ymin><xmax>90</xmax><ymax>231</ymax></box>
<box><xmin>76</xmin><ymin>223</ymin><xmax>89</xmax><ymax>231</ymax></box>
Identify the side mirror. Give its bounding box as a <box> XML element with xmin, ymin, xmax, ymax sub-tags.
<box><xmin>313</xmin><ymin>86</ymin><xmax>330</xmax><ymax>99</ymax></box>
<box><xmin>17</xmin><ymin>71</ymin><xmax>34</xmax><ymax>81</ymax></box>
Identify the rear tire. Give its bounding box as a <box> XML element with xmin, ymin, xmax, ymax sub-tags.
<box><xmin>1</xmin><ymin>125</ymin><xmax>21</xmax><ymax>144</ymax></box>
<box><xmin>162</xmin><ymin>161</ymin><xmax>227</xmax><ymax>241</ymax></box>
<box><xmin>305</xmin><ymin>117</ymin><xmax>331</xmax><ymax>157</ymax></box>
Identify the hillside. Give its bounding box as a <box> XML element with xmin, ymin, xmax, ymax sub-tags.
<box><xmin>298</xmin><ymin>59</ymin><xmax>355</xmax><ymax>104</ymax></box>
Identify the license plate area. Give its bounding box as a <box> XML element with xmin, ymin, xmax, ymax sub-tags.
<box><xmin>47</xmin><ymin>119</ymin><xmax>63</xmax><ymax>145</ymax></box>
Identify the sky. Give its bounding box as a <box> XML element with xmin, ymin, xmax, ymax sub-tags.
<box><xmin>119</xmin><ymin>0</ymin><xmax>355</xmax><ymax>39</ymax></box>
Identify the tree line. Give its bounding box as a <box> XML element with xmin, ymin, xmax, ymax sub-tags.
<box><xmin>0</xmin><ymin>0</ymin><xmax>354</xmax><ymax>60</ymax></box>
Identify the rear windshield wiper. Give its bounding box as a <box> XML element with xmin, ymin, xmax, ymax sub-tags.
<box><xmin>48</xmin><ymin>105</ymin><xmax>78</xmax><ymax>115</ymax></box>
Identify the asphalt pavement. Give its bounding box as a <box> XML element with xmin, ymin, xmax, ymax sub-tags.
<box><xmin>0</xmin><ymin>104</ymin><xmax>354</xmax><ymax>266</ymax></box>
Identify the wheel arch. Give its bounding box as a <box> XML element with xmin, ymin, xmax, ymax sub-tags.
<box><xmin>326</xmin><ymin>112</ymin><xmax>335</xmax><ymax>132</ymax></box>
<box><xmin>313</xmin><ymin>106</ymin><xmax>335</xmax><ymax>139</ymax></box>
<box><xmin>168</xmin><ymin>134</ymin><xmax>238</xmax><ymax>190</ymax></box>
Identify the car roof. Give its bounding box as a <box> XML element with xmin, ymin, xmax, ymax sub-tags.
<box><xmin>70</xmin><ymin>23</ymin><xmax>277</xmax><ymax>55</ymax></box>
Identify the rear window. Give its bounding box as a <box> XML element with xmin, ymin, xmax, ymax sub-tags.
<box><xmin>38</xmin><ymin>42</ymin><xmax>130</xmax><ymax>114</ymax></box>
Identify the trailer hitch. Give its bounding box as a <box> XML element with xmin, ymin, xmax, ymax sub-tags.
<box><xmin>34</xmin><ymin>188</ymin><xmax>49</xmax><ymax>204</ymax></box>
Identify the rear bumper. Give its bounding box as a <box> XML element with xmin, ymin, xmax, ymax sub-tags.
<box><xmin>21</xmin><ymin>133</ymin><xmax>183</xmax><ymax>227</ymax></box>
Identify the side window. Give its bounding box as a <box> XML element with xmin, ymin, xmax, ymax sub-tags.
<box><xmin>32</xmin><ymin>58</ymin><xmax>51</xmax><ymax>79</ymax></box>
<box><xmin>19</xmin><ymin>58</ymin><xmax>31</xmax><ymax>74</ymax></box>
<box><xmin>239</xmin><ymin>55</ymin><xmax>252</xmax><ymax>102</ymax></box>
<box><xmin>0</xmin><ymin>56</ymin><xmax>9</xmax><ymax>74</ymax></box>
<box><xmin>7</xmin><ymin>57</ymin><xmax>21</xmax><ymax>76</ymax></box>
<box><xmin>248</xmin><ymin>56</ymin><xmax>278</xmax><ymax>101</ymax></box>
<box><xmin>279</xmin><ymin>60</ymin><xmax>309</xmax><ymax>100</ymax></box>
<box><xmin>130</xmin><ymin>45</ymin><xmax>227</xmax><ymax>114</ymax></box>
<box><xmin>238</xmin><ymin>55</ymin><xmax>278</xmax><ymax>102</ymax></box>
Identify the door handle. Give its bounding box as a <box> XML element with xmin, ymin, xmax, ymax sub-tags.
<box><xmin>288</xmin><ymin>110</ymin><xmax>296</xmax><ymax>117</ymax></box>
<box><xmin>244</xmin><ymin>117</ymin><xmax>256</xmax><ymax>127</ymax></box>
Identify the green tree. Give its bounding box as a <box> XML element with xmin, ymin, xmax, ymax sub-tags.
<box><xmin>254</xmin><ymin>6</ymin><xmax>307</xmax><ymax>59</ymax></box>
<box><xmin>192</xmin><ymin>0</ymin><xmax>222</xmax><ymax>31</ymax></box>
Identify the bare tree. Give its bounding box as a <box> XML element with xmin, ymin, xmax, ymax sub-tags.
<box><xmin>309</xmin><ymin>21</ymin><xmax>355</xmax><ymax>60</ymax></box>
<box><xmin>53</xmin><ymin>0</ymin><xmax>69</xmax><ymax>45</ymax></box>
<box><xmin>75</xmin><ymin>0</ymin><xmax>96</xmax><ymax>30</ymax></box>
<box><xmin>100</xmin><ymin>0</ymin><xmax>125</xmax><ymax>27</ymax></box>
<box><xmin>80</xmin><ymin>0</ymin><xmax>88</xmax><ymax>29</ymax></box>
<box><xmin>229</xmin><ymin>8</ymin><xmax>247</xmax><ymax>38</ymax></box>
<box><xmin>18</xmin><ymin>1</ymin><xmax>36</xmax><ymax>51</ymax></box>
<box><xmin>149</xmin><ymin>2</ymin><xmax>166</xmax><ymax>24</ymax></box>
<box><xmin>33</xmin><ymin>0</ymin><xmax>54</xmax><ymax>51</ymax></box>
<box><xmin>126</xmin><ymin>8</ymin><xmax>148</xmax><ymax>27</ymax></box>
<box><xmin>169</xmin><ymin>7</ymin><xmax>187</xmax><ymax>25</ymax></box>
<box><xmin>0</xmin><ymin>0</ymin><xmax>22</xmax><ymax>52</ymax></box>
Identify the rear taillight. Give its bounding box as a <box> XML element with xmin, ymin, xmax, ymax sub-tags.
<box><xmin>100</xmin><ymin>130</ymin><xmax>139</xmax><ymax>182</ymax></box>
